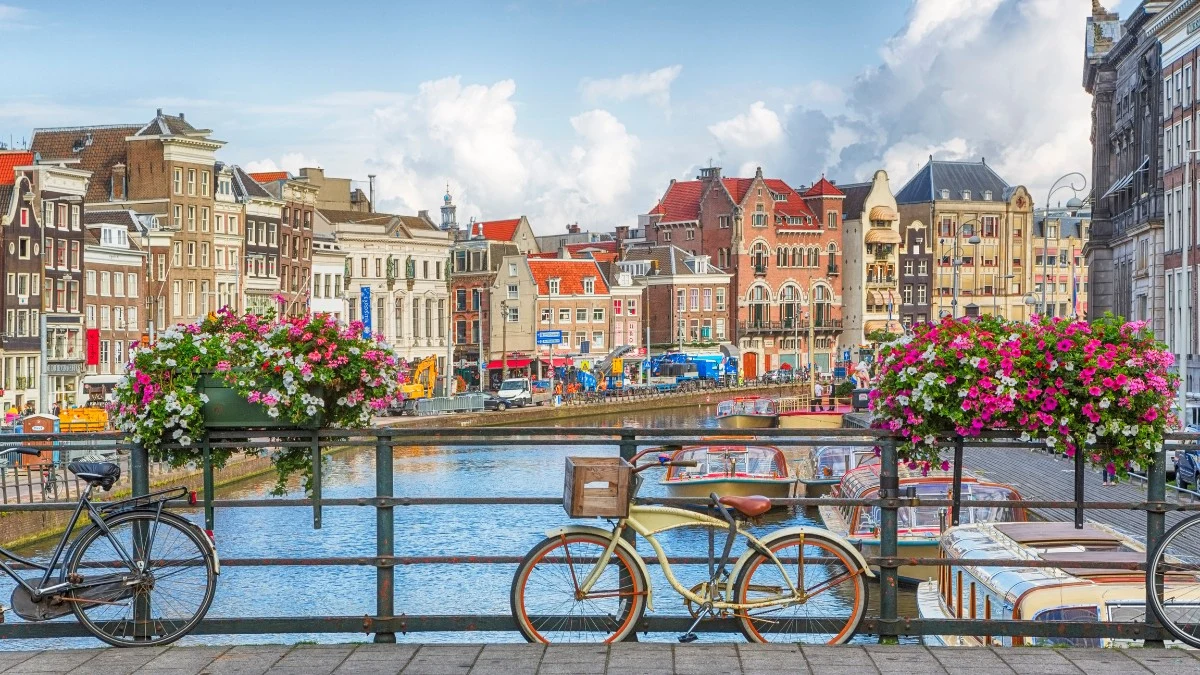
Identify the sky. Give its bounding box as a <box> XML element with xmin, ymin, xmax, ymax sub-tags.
<box><xmin>0</xmin><ymin>0</ymin><xmax>1109</xmax><ymax>235</ymax></box>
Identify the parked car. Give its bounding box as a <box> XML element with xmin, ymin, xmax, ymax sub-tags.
<box><xmin>1177</xmin><ymin>448</ymin><xmax>1200</xmax><ymax>491</ymax></box>
<box><xmin>485</xmin><ymin>378</ymin><xmax>550</xmax><ymax>411</ymax></box>
<box><xmin>760</xmin><ymin>369</ymin><xmax>795</xmax><ymax>384</ymax></box>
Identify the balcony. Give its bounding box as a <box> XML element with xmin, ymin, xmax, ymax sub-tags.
<box><xmin>827</xmin><ymin>263</ymin><xmax>839</xmax><ymax>276</ymax></box>
<box><xmin>866</xmin><ymin>275</ymin><xmax>897</xmax><ymax>287</ymax></box>
<box><xmin>738</xmin><ymin>318</ymin><xmax>842</xmax><ymax>335</ymax></box>
<box><xmin>753</xmin><ymin>264</ymin><xmax>767</xmax><ymax>277</ymax></box>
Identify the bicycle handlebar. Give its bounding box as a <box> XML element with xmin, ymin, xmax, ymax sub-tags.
<box><xmin>0</xmin><ymin>446</ymin><xmax>44</xmax><ymax>458</ymax></box>
<box><xmin>631</xmin><ymin>458</ymin><xmax>699</xmax><ymax>474</ymax></box>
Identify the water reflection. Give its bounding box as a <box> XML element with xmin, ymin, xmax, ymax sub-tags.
<box><xmin>1</xmin><ymin>405</ymin><xmax>915</xmax><ymax>648</ymax></box>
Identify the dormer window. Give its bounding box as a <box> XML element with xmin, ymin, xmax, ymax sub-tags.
<box><xmin>940</xmin><ymin>189</ymin><xmax>950</xmax><ymax>199</ymax></box>
<box><xmin>983</xmin><ymin>190</ymin><xmax>993</xmax><ymax>200</ymax></box>
<box><xmin>962</xmin><ymin>190</ymin><xmax>971</xmax><ymax>200</ymax></box>
<box><xmin>583</xmin><ymin>277</ymin><xmax>595</xmax><ymax>294</ymax></box>
<box><xmin>772</xmin><ymin>191</ymin><xmax>788</xmax><ymax>202</ymax></box>
<box><xmin>548</xmin><ymin>278</ymin><xmax>561</xmax><ymax>294</ymax></box>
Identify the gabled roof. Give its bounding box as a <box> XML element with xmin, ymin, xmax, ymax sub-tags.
<box><xmin>648</xmin><ymin>180</ymin><xmax>704</xmax><ymax>223</ymax></box>
<box><xmin>133</xmin><ymin>110</ymin><xmax>209</xmax><ymax>138</ymax></box>
<box><xmin>895</xmin><ymin>159</ymin><xmax>1011</xmax><ymax>205</ymax></box>
<box><xmin>838</xmin><ymin>182</ymin><xmax>872</xmax><ymax>220</ymax></box>
<box><xmin>231</xmin><ymin>165</ymin><xmax>273</xmax><ymax>200</ymax></box>
<box><xmin>802</xmin><ymin>177</ymin><xmax>845</xmax><ymax>198</ymax></box>
<box><xmin>0</xmin><ymin>151</ymin><xmax>33</xmax><ymax>186</ymax></box>
<box><xmin>527</xmin><ymin>259</ymin><xmax>610</xmax><ymax>295</ymax></box>
<box><xmin>623</xmin><ymin>244</ymin><xmax>726</xmax><ymax>276</ymax></box>
<box><xmin>30</xmin><ymin>125</ymin><xmax>140</xmax><ymax>202</ymax></box>
<box><xmin>471</xmin><ymin>218</ymin><xmax>521</xmax><ymax>241</ymax></box>
<box><xmin>83</xmin><ymin>209</ymin><xmax>139</xmax><ymax>231</ymax></box>
<box><xmin>0</xmin><ymin>185</ymin><xmax>12</xmax><ymax>214</ymax></box>
<box><xmin>395</xmin><ymin>214</ymin><xmax>437</xmax><ymax>232</ymax></box>
<box><xmin>566</xmin><ymin>241</ymin><xmax>617</xmax><ymax>256</ymax></box>
<box><xmin>248</xmin><ymin>171</ymin><xmax>290</xmax><ymax>184</ymax></box>
<box><xmin>319</xmin><ymin>209</ymin><xmax>396</xmax><ymax>226</ymax></box>
<box><xmin>764</xmin><ymin>179</ymin><xmax>817</xmax><ymax>219</ymax></box>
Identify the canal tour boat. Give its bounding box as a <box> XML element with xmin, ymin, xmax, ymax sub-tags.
<box><xmin>818</xmin><ymin>463</ymin><xmax>1027</xmax><ymax>583</ymax></box>
<box><xmin>714</xmin><ymin>396</ymin><xmax>778</xmax><ymax>429</ymax></box>
<box><xmin>919</xmin><ymin>521</ymin><xmax>1200</xmax><ymax>647</ymax></box>
<box><xmin>659</xmin><ymin>444</ymin><xmax>795</xmax><ymax>500</ymax></box>
<box><xmin>794</xmin><ymin>445</ymin><xmax>878</xmax><ymax>497</ymax></box>
<box><xmin>775</xmin><ymin>395</ymin><xmax>853</xmax><ymax>430</ymax></box>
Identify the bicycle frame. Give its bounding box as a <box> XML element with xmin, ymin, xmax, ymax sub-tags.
<box><xmin>0</xmin><ymin>482</ymin><xmax>152</xmax><ymax>602</ymax></box>
<box><xmin>575</xmin><ymin>503</ymin><xmax>800</xmax><ymax>612</ymax></box>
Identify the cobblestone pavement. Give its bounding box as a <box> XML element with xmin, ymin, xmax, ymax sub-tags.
<box><xmin>1</xmin><ymin>644</ymin><xmax>1198</xmax><ymax>674</ymax></box>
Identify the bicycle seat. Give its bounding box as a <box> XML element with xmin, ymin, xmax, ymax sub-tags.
<box><xmin>718</xmin><ymin>495</ymin><xmax>772</xmax><ymax>517</ymax></box>
<box><xmin>67</xmin><ymin>461</ymin><xmax>121</xmax><ymax>487</ymax></box>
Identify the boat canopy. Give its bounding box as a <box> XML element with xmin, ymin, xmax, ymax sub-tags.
<box><xmin>666</xmin><ymin>445</ymin><xmax>787</xmax><ymax>480</ymax></box>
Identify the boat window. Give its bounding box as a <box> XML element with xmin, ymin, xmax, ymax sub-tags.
<box><xmin>1031</xmin><ymin>607</ymin><xmax>1100</xmax><ymax>647</ymax></box>
<box><xmin>1109</xmin><ymin>603</ymin><xmax>1200</xmax><ymax>629</ymax></box>
<box><xmin>856</xmin><ymin>507</ymin><xmax>876</xmax><ymax>535</ymax></box>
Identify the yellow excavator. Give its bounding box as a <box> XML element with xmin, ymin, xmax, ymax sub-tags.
<box><xmin>396</xmin><ymin>356</ymin><xmax>438</xmax><ymax>415</ymax></box>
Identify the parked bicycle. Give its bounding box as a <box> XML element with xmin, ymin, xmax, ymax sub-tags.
<box><xmin>511</xmin><ymin>449</ymin><xmax>872</xmax><ymax>644</ymax></box>
<box><xmin>1147</xmin><ymin>512</ymin><xmax>1200</xmax><ymax>648</ymax></box>
<box><xmin>0</xmin><ymin>446</ymin><xmax>219</xmax><ymax>646</ymax></box>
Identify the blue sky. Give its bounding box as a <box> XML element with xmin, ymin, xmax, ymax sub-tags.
<box><xmin>0</xmin><ymin>0</ymin><xmax>1096</xmax><ymax>234</ymax></box>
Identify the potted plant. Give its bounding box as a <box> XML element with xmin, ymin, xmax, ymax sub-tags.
<box><xmin>111</xmin><ymin>307</ymin><xmax>406</xmax><ymax>492</ymax></box>
<box><xmin>870</xmin><ymin>314</ymin><xmax>1178</xmax><ymax>478</ymax></box>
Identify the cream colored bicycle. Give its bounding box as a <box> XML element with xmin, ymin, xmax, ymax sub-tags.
<box><xmin>510</xmin><ymin>451</ymin><xmax>873</xmax><ymax>644</ymax></box>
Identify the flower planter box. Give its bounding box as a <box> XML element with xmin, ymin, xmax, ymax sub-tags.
<box><xmin>199</xmin><ymin>375</ymin><xmax>323</xmax><ymax>429</ymax></box>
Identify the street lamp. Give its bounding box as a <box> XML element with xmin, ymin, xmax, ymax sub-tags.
<box><xmin>500</xmin><ymin>300</ymin><xmax>511</xmax><ymax>382</ymax></box>
<box><xmin>942</xmin><ymin>219</ymin><xmax>981</xmax><ymax>318</ymax></box>
<box><xmin>1041</xmin><ymin>173</ymin><xmax>1087</xmax><ymax>317</ymax></box>
<box><xmin>1023</xmin><ymin>293</ymin><xmax>1038</xmax><ymax>322</ymax></box>
<box><xmin>997</xmin><ymin>274</ymin><xmax>1013</xmax><ymax>317</ymax></box>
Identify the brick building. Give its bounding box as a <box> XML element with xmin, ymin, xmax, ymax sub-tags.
<box><xmin>82</xmin><ymin>211</ymin><xmax>147</xmax><ymax>399</ymax></box>
<box><xmin>231</xmin><ymin>166</ymin><xmax>282</xmax><ymax>315</ymax></box>
<box><xmin>249</xmin><ymin>172</ymin><xmax>318</xmax><ymax>314</ymax></box>
<box><xmin>643</xmin><ymin>167</ymin><xmax>844</xmax><ymax>377</ymax></box>
<box><xmin>838</xmin><ymin>170</ymin><xmax>905</xmax><ymax>358</ymax></box>
<box><xmin>619</xmin><ymin>244</ymin><xmax>729</xmax><ymax>350</ymax></box>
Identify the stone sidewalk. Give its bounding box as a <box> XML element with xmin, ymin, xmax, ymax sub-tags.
<box><xmin>1</xmin><ymin>643</ymin><xmax>1198</xmax><ymax>675</ymax></box>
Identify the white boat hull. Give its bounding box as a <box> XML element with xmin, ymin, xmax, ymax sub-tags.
<box><xmin>661</xmin><ymin>477</ymin><xmax>795</xmax><ymax>500</ymax></box>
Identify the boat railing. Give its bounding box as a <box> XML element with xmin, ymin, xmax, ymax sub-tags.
<box><xmin>0</xmin><ymin>426</ymin><xmax>1197</xmax><ymax>645</ymax></box>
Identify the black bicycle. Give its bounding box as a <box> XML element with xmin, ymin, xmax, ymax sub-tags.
<box><xmin>0</xmin><ymin>447</ymin><xmax>219</xmax><ymax>646</ymax></box>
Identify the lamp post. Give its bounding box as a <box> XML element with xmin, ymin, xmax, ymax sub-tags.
<box><xmin>1180</xmin><ymin>149</ymin><xmax>1200</xmax><ymax>421</ymax></box>
<box><xmin>943</xmin><ymin>219</ymin><xmax>981</xmax><ymax>318</ymax></box>
<box><xmin>1024</xmin><ymin>294</ymin><xmax>1038</xmax><ymax>322</ymax></box>
<box><xmin>998</xmin><ymin>274</ymin><xmax>1013</xmax><ymax>317</ymax></box>
<box><xmin>1041</xmin><ymin>173</ymin><xmax>1087</xmax><ymax>317</ymax></box>
<box><xmin>500</xmin><ymin>300</ymin><xmax>511</xmax><ymax>382</ymax></box>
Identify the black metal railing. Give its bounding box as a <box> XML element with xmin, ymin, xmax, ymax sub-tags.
<box><xmin>1</xmin><ymin>426</ymin><xmax>1197</xmax><ymax>644</ymax></box>
<box><xmin>738</xmin><ymin>319</ymin><xmax>843</xmax><ymax>334</ymax></box>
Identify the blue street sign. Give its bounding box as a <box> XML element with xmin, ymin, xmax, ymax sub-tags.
<box><xmin>842</xmin><ymin>349</ymin><xmax>851</xmax><ymax>362</ymax></box>
<box><xmin>536</xmin><ymin>330</ymin><xmax>564</xmax><ymax>345</ymax></box>
<box><xmin>360</xmin><ymin>286</ymin><xmax>372</xmax><ymax>337</ymax></box>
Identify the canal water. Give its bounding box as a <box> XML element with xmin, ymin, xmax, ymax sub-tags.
<box><xmin>1</xmin><ymin>404</ymin><xmax>917</xmax><ymax>648</ymax></box>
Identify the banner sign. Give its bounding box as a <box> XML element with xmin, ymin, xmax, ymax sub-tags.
<box><xmin>360</xmin><ymin>286</ymin><xmax>372</xmax><ymax>337</ymax></box>
<box><xmin>85</xmin><ymin>328</ymin><xmax>100</xmax><ymax>366</ymax></box>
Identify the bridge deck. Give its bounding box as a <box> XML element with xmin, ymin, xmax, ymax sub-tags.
<box><xmin>1</xmin><ymin>643</ymin><xmax>1196</xmax><ymax>674</ymax></box>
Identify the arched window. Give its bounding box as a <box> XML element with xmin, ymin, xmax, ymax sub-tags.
<box><xmin>750</xmin><ymin>241</ymin><xmax>769</xmax><ymax>272</ymax></box>
<box><xmin>749</xmin><ymin>285</ymin><xmax>770</xmax><ymax>327</ymax></box>
<box><xmin>813</xmin><ymin>284</ymin><xmax>833</xmax><ymax>328</ymax></box>
<box><xmin>789</xmin><ymin>247</ymin><xmax>799</xmax><ymax>267</ymax></box>
<box><xmin>807</xmin><ymin>247</ymin><xmax>818</xmax><ymax>268</ymax></box>
<box><xmin>777</xmin><ymin>246</ymin><xmax>788</xmax><ymax>267</ymax></box>
<box><xmin>779</xmin><ymin>284</ymin><xmax>800</xmax><ymax>328</ymax></box>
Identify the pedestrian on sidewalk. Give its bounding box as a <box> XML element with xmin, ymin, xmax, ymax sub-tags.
<box><xmin>1102</xmin><ymin>462</ymin><xmax>1117</xmax><ymax>486</ymax></box>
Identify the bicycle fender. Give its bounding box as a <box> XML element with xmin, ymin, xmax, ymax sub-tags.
<box><xmin>726</xmin><ymin>526</ymin><xmax>875</xmax><ymax>596</ymax></box>
<box><xmin>544</xmin><ymin>525</ymin><xmax>654</xmax><ymax>612</ymax></box>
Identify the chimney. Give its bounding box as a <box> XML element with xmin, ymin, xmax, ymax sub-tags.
<box><xmin>558</xmin><ymin>243</ymin><xmax>572</xmax><ymax>260</ymax></box>
<box><xmin>178</xmin><ymin>112</ymin><xmax>185</xmax><ymax>121</ymax></box>
<box><xmin>368</xmin><ymin>174</ymin><xmax>376</xmax><ymax>213</ymax></box>
<box><xmin>156</xmin><ymin>108</ymin><xmax>163</xmax><ymax>117</ymax></box>
<box><xmin>567</xmin><ymin>222</ymin><xmax>581</xmax><ymax>234</ymax></box>
<box><xmin>614</xmin><ymin>225</ymin><xmax>629</xmax><ymax>248</ymax></box>
<box><xmin>111</xmin><ymin>163</ymin><xmax>127</xmax><ymax>201</ymax></box>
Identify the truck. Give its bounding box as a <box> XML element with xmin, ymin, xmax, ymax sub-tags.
<box><xmin>486</xmin><ymin>378</ymin><xmax>551</xmax><ymax>411</ymax></box>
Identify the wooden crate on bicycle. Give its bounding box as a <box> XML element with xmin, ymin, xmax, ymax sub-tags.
<box><xmin>563</xmin><ymin>457</ymin><xmax>632</xmax><ymax>518</ymax></box>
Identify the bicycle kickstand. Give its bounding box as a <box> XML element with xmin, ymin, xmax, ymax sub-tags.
<box><xmin>678</xmin><ymin>603</ymin><xmax>711</xmax><ymax>643</ymax></box>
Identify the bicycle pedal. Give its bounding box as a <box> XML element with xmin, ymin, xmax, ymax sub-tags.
<box><xmin>0</xmin><ymin>604</ymin><xmax>6</xmax><ymax>623</ymax></box>
<box><xmin>677</xmin><ymin>632</ymin><xmax>698</xmax><ymax>643</ymax></box>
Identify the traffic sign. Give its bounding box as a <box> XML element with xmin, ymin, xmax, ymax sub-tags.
<box><xmin>611</xmin><ymin>358</ymin><xmax>623</xmax><ymax>372</ymax></box>
<box><xmin>536</xmin><ymin>330</ymin><xmax>564</xmax><ymax>345</ymax></box>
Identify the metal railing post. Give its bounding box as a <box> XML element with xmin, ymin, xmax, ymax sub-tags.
<box><xmin>950</xmin><ymin>435</ymin><xmax>964</xmax><ymax>526</ymax></box>
<box><xmin>131</xmin><ymin>441</ymin><xmax>149</xmax><ymax>497</ymax></box>
<box><xmin>618</xmin><ymin>431</ymin><xmax>640</xmax><ymax>641</ymax></box>
<box><xmin>1144</xmin><ymin>443</ymin><xmax>1167</xmax><ymax>647</ymax></box>
<box><xmin>374</xmin><ymin>432</ymin><xmax>396</xmax><ymax>643</ymax></box>
<box><xmin>131</xmin><ymin>441</ymin><xmax>151</xmax><ymax>640</ymax></box>
<box><xmin>312</xmin><ymin>430</ymin><xmax>323</xmax><ymax>530</ymax></box>
<box><xmin>202</xmin><ymin>435</ymin><xmax>215</xmax><ymax>532</ymax></box>
<box><xmin>878</xmin><ymin>439</ymin><xmax>900</xmax><ymax>644</ymax></box>
<box><xmin>1073</xmin><ymin>445</ymin><xmax>1085</xmax><ymax>529</ymax></box>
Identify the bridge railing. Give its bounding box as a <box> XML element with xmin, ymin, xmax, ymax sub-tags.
<box><xmin>1</xmin><ymin>426</ymin><xmax>1198</xmax><ymax>645</ymax></box>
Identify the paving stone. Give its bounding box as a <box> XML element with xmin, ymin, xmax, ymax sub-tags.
<box><xmin>992</xmin><ymin>649</ymin><xmax>1082</xmax><ymax>675</ymax></box>
<box><xmin>202</xmin><ymin>645</ymin><xmax>292</xmax><ymax>675</ymax></box>
<box><xmin>133</xmin><ymin>646</ymin><xmax>230</xmax><ymax>673</ymax></box>
<box><xmin>467</xmin><ymin>644</ymin><xmax>543</xmax><ymax>674</ymax></box>
<box><xmin>1057</xmin><ymin>650</ymin><xmax>1149</xmax><ymax>675</ymax></box>
<box><xmin>4</xmin><ymin>650</ymin><xmax>101</xmax><ymax>674</ymax></box>
<box><xmin>66</xmin><ymin>647</ymin><xmax>167</xmax><ymax>675</ymax></box>
<box><xmin>340</xmin><ymin>644</ymin><xmax>418</xmax><ymax>664</ymax></box>
<box><xmin>400</xmin><ymin>645</ymin><xmax>481</xmax><ymax>675</ymax></box>
<box><xmin>536</xmin><ymin>645</ymin><xmax>608</xmax><ymax>675</ymax></box>
<box><xmin>800</xmin><ymin>645</ymin><xmax>878</xmax><ymax>666</ymax></box>
<box><xmin>926</xmin><ymin>647</ymin><xmax>1014</xmax><ymax>675</ymax></box>
<box><xmin>1123</xmin><ymin>647</ymin><xmax>1200</xmax><ymax>675</ymax></box>
<box><xmin>0</xmin><ymin>652</ymin><xmax>38</xmax><ymax>673</ymax></box>
<box><xmin>674</xmin><ymin>643</ymin><xmax>741</xmax><ymax>675</ymax></box>
<box><xmin>265</xmin><ymin>645</ymin><xmax>354</xmax><ymax>675</ymax></box>
<box><xmin>603</xmin><ymin>643</ymin><xmax>672</xmax><ymax>675</ymax></box>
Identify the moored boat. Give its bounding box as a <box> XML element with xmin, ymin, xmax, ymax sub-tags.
<box><xmin>715</xmin><ymin>397</ymin><xmax>778</xmax><ymax>429</ymax></box>
<box><xmin>775</xmin><ymin>395</ymin><xmax>852</xmax><ymax>429</ymax></box>
<box><xmin>919</xmin><ymin>521</ymin><xmax>1200</xmax><ymax>647</ymax></box>
<box><xmin>794</xmin><ymin>445</ymin><xmax>877</xmax><ymax>497</ymax></box>
<box><xmin>818</xmin><ymin>463</ymin><xmax>1027</xmax><ymax>583</ymax></box>
<box><xmin>660</xmin><ymin>444</ymin><xmax>795</xmax><ymax>500</ymax></box>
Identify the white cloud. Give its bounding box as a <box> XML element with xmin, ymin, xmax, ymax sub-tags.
<box><xmin>708</xmin><ymin>102</ymin><xmax>785</xmax><ymax>150</ymax></box>
<box><xmin>580</xmin><ymin>65</ymin><xmax>683</xmax><ymax>110</ymax></box>
<box><xmin>0</xmin><ymin>4</ymin><xmax>29</xmax><ymax>30</ymax></box>
<box><xmin>567</xmin><ymin>110</ymin><xmax>638</xmax><ymax>206</ymax></box>
<box><xmin>244</xmin><ymin>152</ymin><xmax>320</xmax><ymax>175</ymax></box>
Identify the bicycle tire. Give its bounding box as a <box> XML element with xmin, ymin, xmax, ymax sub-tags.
<box><xmin>1147</xmin><ymin>513</ymin><xmax>1200</xmax><ymax>649</ymax></box>
<box><xmin>733</xmin><ymin>532</ymin><xmax>868</xmax><ymax>644</ymax></box>
<box><xmin>65</xmin><ymin>509</ymin><xmax>217</xmax><ymax>647</ymax></box>
<box><xmin>510</xmin><ymin>533</ymin><xmax>646</xmax><ymax>644</ymax></box>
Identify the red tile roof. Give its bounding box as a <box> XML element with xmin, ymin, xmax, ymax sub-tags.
<box><xmin>648</xmin><ymin>180</ymin><xmax>704</xmax><ymax>222</ymax></box>
<box><xmin>528</xmin><ymin>259</ymin><xmax>610</xmax><ymax>295</ymax></box>
<box><xmin>472</xmin><ymin>218</ymin><xmax>522</xmax><ymax>241</ymax></box>
<box><xmin>802</xmin><ymin>177</ymin><xmax>845</xmax><ymax>198</ymax></box>
<box><xmin>528</xmin><ymin>252</ymin><xmax>559</xmax><ymax>259</ymax></box>
<box><xmin>764</xmin><ymin>179</ymin><xmax>818</xmax><ymax>219</ymax></box>
<box><xmin>248</xmin><ymin>171</ymin><xmax>290</xmax><ymax>183</ymax></box>
<box><xmin>722</xmin><ymin>178</ymin><xmax>753</xmax><ymax>203</ymax></box>
<box><xmin>0</xmin><ymin>152</ymin><xmax>33</xmax><ymax>186</ymax></box>
<box><xmin>566</xmin><ymin>241</ymin><xmax>617</xmax><ymax>255</ymax></box>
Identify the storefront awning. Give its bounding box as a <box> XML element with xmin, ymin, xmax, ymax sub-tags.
<box><xmin>1100</xmin><ymin>156</ymin><xmax>1148</xmax><ymax>199</ymax></box>
<box><xmin>864</xmin><ymin>228</ymin><xmax>903</xmax><ymax>245</ymax></box>
<box><xmin>83</xmin><ymin>375</ymin><xmax>123</xmax><ymax>385</ymax></box>
<box><xmin>865</xmin><ymin>320</ymin><xmax>903</xmax><ymax>334</ymax></box>
<box><xmin>486</xmin><ymin>358</ymin><xmax>532</xmax><ymax>369</ymax></box>
<box><xmin>539</xmin><ymin>357</ymin><xmax>573</xmax><ymax>367</ymax></box>
<box><xmin>868</xmin><ymin>205</ymin><xmax>898</xmax><ymax>221</ymax></box>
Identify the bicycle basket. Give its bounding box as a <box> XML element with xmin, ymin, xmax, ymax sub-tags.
<box><xmin>563</xmin><ymin>457</ymin><xmax>632</xmax><ymax>518</ymax></box>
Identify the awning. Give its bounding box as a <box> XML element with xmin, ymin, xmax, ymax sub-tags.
<box><xmin>539</xmin><ymin>357</ymin><xmax>573</xmax><ymax>367</ymax></box>
<box><xmin>868</xmin><ymin>205</ymin><xmax>898</xmax><ymax>221</ymax></box>
<box><xmin>486</xmin><ymin>358</ymin><xmax>532</xmax><ymax>369</ymax></box>
<box><xmin>868</xmin><ymin>290</ymin><xmax>884</xmax><ymax>305</ymax></box>
<box><xmin>865</xmin><ymin>228</ymin><xmax>903</xmax><ymax>245</ymax></box>
<box><xmin>1100</xmin><ymin>157</ymin><xmax>1148</xmax><ymax>199</ymax></box>
<box><xmin>865</xmin><ymin>320</ymin><xmax>903</xmax><ymax>334</ymax></box>
<box><xmin>83</xmin><ymin>375</ymin><xmax>123</xmax><ymax>385</ymax></box>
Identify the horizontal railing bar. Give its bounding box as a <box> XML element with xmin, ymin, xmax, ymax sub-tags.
<box><xmin>0</xmin><ymin>615</ymin><xmax>1180</xmax><ymax>640</ymax></box>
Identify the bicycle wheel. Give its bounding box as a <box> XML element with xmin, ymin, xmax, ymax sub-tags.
<box><xmin>733</xmin><ymin>533</ymin><xmax>867</xmax><ymax>644</ymax></box>
<box><xmin>511</xmin><ymin>532</ymin><xmax>647</xmax><ymax>643</ymax></box>
<box><xmin>1148</xmin><ymin>514</ymin><xmax>1200</xmax><ymax>649</ymax></box>
<box><xmin>65</xmin><ymin>510</ymin><xmax>217</xmax><ymax>647</ymax></box>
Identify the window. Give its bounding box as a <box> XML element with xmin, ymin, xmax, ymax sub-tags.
<box><xmin>663</xmin><ymin>230</ymin><xmax>672</xmax><ymax>242</ymax></box>
<box><xmin>507</xmin><ymin>284</ymin><xmax>518</xmax><ymax>300</ymax></box>
<box><xmin>43</xmin><ymin>202</ymin><xmax>54</xmax><ymax>228</ymax></box>
<box><xmin>677</xmin><ymin>289</ymin><xmax>685</xmax><ymax>312</ymax></box>
<box><xmin>156</xmin><ymin>254</ymin><xmax>166</xmax><ymax>281</ymax></box>
<box><xmin>827</xmin><ymin>211</ymin><xmax>838</xmax><ymax>229</ymax></box>
<box><xmin>540</xmin><ymin>307</ymin><xmax>551</xmax><ymax>323</ymax></box>
<box><xmin>689</xmin><ymin>288</ymin><xmax>699</xmax><ymax>310</ymax></box>
<box><xmin>228</xmin><ymin>215</ymin><xmax>238</xmax><ymax>235</ymax></box>
<box><xmin>173</xmin><ymin>168</ymin><xmax>182</xmax><ymax>195</ymax></box>
<box><xmin>918</xmin><ymin>260</ymin><xmax>928</xmax><ymax>275</ymax></box>
<box><xmin>904</xmin><ymin>260</ymin><xmax>914</xmax><ymax>275</ymax></box>
<box><xmin>187</xmin><ymin>280</ymin><xmax>196</xmax><ymax>316</ymax></box>
<box><xmin>962</xmin><ymin>190</ymin><xmax>971</xmax><ymax>200</ymax></box>
<box><xmin>187</xmin><ymin>169</ymin><xmax>196</xmax><ymax>195</ymax></box>
<box><xmin>4</xmin><ymin>274</ymin><xmax>11</xmax><ymax>295</ymax></box>
<box><xmin>201</xmin><ymin>170</ymin><xmax>210</xmax><ymax>197</ymax></box>
<box><xmin>17</xmin><ymin>237</ymin><xmax>28</xmax><ymax>259</ymax></box>
<box><xmin>113</xmin><ymin>306</ymin><xmax>124</xmax><ymax>330</ymax></box>
<box><xmin>509</xmin><ymin>262</ymin><xmax>518</xmax><ymax>277</ymax></box>
<box><xmin>938</xmin><ymin>217</ymin><xmax>956</xmax><ymax>237</ymax></box>
<box><xmin>703</xmin><ymin>288</ymin><xmax>713</xmax><ymax>310</ymax></box>
<box><xmin>31</xmin><ymin>273</ymin><xmax>38</xmax><ymax>295</ymax></box>
<box><xmin>100</xmin><ymin>272</ymin><xmax>111</xmax><ymax>296</ymax></box>
<box><xmin>559</xmin><ymin>307</ymin><xmax>571</xmax><ymax>322</ymax></box>
<box><xmin>613</xmin><ymin>299</ymin><xmax>623</xmax><ymax>315</ymax></box>
<box><xmin>548</xmin><ymin>278</ymin><xmax>561</xmax><ymax>294</ymax></box>
<box><xmin>201</xmin><ymin>207</ymin><xmax>210</xmax><ymax>232</ymax></box>
<box><xmin>716</xmin><ymin>318</ymin><xmax>725</xmax><ymax>340</ymax></box>
<box><xmin>627</xmin><ymin>299</ymin><xmax>637</xmax><ymax>316</ymax></box>
<box><xmin>172</xmin><ymin>280</ymin><xmax>181</xmax><ymax>316</ymax></box>
<box><xmin>18</xmin><ymin>207</ymin><xmax>28</xmax><ymax>226</ymax></box>
<box><xmin>506</xmin><ymin>306</ymin><xmax>519</xmax><ymax>323</ymax></box>
<box><xmin>187</xmin><ymin>205</ymin><xmax>196</xmax><ymax>231</ymax></box>
<box><xmin>917</xmin><ymin>285</ymin><xmax>928</xmax><ymax>304</ymax></box>
<box><xmin>903</xmin><ymin>285</ymin><xmax>913</xmax><ymax>304</ymax></box>
<box><xmin>187</xmin><ymin>242</ymin><xmax>196</xmax><ymax>267</ymax></box>
<box><xmin>940</xmin><ymin>188</ymin><xmax>950</xmax><ymax>199</ymax></box>
<box><xmin>16</xmin><ymin>274</ymin><xmax>26</xmax><ymax>296</ymax></box>
<box><xmin>100</xmin><ymin>305</ymin><xmax>111</xmax><ymax>329</ymax></box>
<box><xmin>716</xmin><ymin>289</ymin><xmax>726</xmax><ymax>311</ymax></box>
<box><xmin>686</xmin><ymin>229</ymin><xmax>695</xmax><ymax>240</ymax></box>
<box><xmin>201</xmin><ymin>243</ymin><xmax>210</xmax><ymax>268</ymax></box>
<box><xmin>592</xmin><ymin>331</ymin><xmax>604</xmax><ymax>349</ymax></box>
<box><xmin>718</xmin><ymin>215</ymin><xmax>731</xmax><ymax>228</ymax></box>
<box><xmin>593</xmin><ymin>307</ymin><xmax>604</xmax><ymax>323</ymax></box>
<box><xmin>85</xmin><ymin>305</ymin><xmax>95</xmax><ymax>328</ymax></box>
<box><xmin>268</xmin><ymin>223</ymin><xmax>277</xmax><ymax>246</ymax></box>
<box><xmin>113</xmin><ymin>271</ymin><xmax>125</xmax><ymax>297</ymax></box>
<box><xmin>86</xmin><ymin>270</ymin><xmax>96</xmax><ymax>295</ymax></box>
<box><xmin>583</xmin><ymin>277</ymin><xmax>595</xmax><ymax>294</ymax></box>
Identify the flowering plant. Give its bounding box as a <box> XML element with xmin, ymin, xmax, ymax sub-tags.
<box><xmin>111</xmin><ymin>308</ymin><xmax>406</xmax><ymax>492</ymax></box>
<box><xmin>870</xmin><ymin>314</ymin><xmax>1178</xmax><ymax>478</ymax></box>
